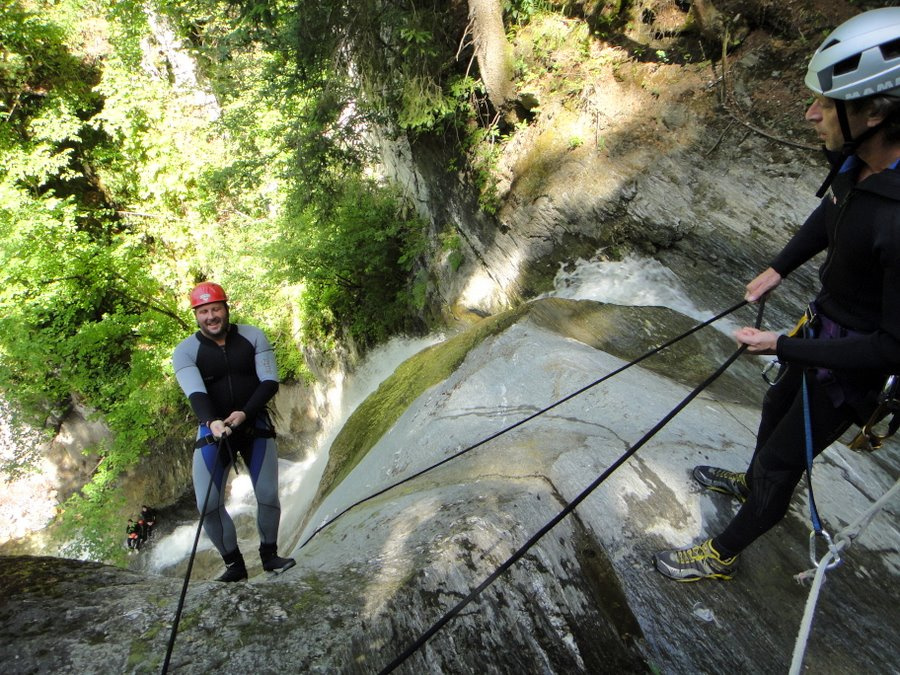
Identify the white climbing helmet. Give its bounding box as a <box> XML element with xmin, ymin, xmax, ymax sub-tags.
<box><xmin>806</xmin><ymin>7</ymin><xmax>900</xmax><ymax>100</ymax></box>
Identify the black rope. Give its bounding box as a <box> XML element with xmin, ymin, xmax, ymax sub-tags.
<box><xmin>161</xmin><ymin>435</ymin><xmax>230</xmax><ymax>674</ymax></box>
<box><xmin>377</xmin><ymin>299</ymin><xmax>766</xmax><ymax>674</ymax></box>
<box><xmin>297</xmin><ymin>299</ymin><xmax>750</xmax><ymax>551</ymax></box>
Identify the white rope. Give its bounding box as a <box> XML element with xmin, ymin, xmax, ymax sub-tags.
<box><xmin>788</xmin><ymin>476</ymin><xmax>900</xmax><ymax>675</ymax></box>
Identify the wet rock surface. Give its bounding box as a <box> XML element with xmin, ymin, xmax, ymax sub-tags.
<box><xmin>4</xmin><ymin>301</ymin><xmax>895</xmax><ymax>674</ymax></box>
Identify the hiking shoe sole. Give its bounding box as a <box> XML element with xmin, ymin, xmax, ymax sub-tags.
<box><xmin>263</xmin><ymin>558</ymin><xmax>296</xmax><ymax>573</ymax></box>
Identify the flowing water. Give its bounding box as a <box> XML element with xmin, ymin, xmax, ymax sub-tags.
<box><xmin>549</xmin><ymin>253</ymin><xmax>742</xmax><ymax>335</ymax></box>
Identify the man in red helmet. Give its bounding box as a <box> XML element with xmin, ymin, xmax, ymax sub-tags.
<box><xmin>655</xmin><ymin>7</ymin><xmax>900</xmax><ymax>581</ymax></box>
<box><xmin>173</xmin><ymin>282</ymin><xmax>295</xmax><ymax>581</ymax></box>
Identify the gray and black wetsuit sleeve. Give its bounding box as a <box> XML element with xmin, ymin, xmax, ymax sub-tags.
<box><xmin>172</xmin><ymin>324</ymin><xmax>279</xmax><ymax>424</ymax></box>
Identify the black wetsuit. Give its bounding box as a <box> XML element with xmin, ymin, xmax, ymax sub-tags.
<box><xmin>715</xmin><ymin>157</ymin><xmax>900</xmax><ymax>557</ymax></box>
<box><xmin>173</xmin><ymin>323</ymin><xmax>282</xmax><ymax>558</ymax></box>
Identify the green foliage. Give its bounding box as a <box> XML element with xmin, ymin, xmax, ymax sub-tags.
<box><xmin>312</xmin><ymin>304</ymin><xmax>530</xmax><ymax>509</ymax></box>
<box><xmin>397</xmin><ymin>76</ymin><xmax>460</xmax><ymax>132</ymax></box>
<box><xmin>273</xmin><ymin>180</ymin><xmax>427</xmax><ymax>347</ymax></box>
<box><xmin>0</xmin><ymin>0</ymin><xmax>486</xmax><ymax>560</ymax></box>
<box><xmin>466</xmin><ymin>124</ymin><xmax>505</xmax><ymax>215</ymax></box>
<box><xmin>504</xmin><ymin>0</ymin><xmax>552</xmax><ymax>25</ymax></box>
<box><xmin>440</xmin><ymin>227</ymin><xmax>465</xmax><ymax>272</ymax></box>
<box><xmin>56</xmin><ymin>483</ymin><xmax>131</xmax><ymax>564</ymax></box>
<box><xmin>0</xmin><ymin>400</ymin><xmax>49</xmax><ymax>478</ymax></box>
<box><xmin>0</xmin><ymin>0</ymin><xmax>203</xmax><ymax>559</ymax></box>
<box><xmin>276</xmin><ymin>0</ymin><xmax>470</xmax><ymax>134</ymax></box>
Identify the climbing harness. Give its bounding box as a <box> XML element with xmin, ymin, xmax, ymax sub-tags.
<box><xmin>788</xmin><ymin>476</ymin><xmax>900</xmax><ymax>675</ymax></box>
<box><xmin>376</xmin><ymin>299</ymin><xmax>767</xmax><ymax>674</ymax></box>
<box><xmin>777</xmin><ymin>303</ymin><xmax>898</xmax><ymax>565</ymax></box>
<box><xmin>161</xmin><ymin>434</ymin><xmax>231</xmax><ymax>675</ymax></box>
<box><xmin>193</xmin><ymin>423</ymin><xmax>275</xmax><ymax>473</ymax></box>
<box><xmin>800</xmin><ymin>371</ymin><xmax>842</xmax><ymax>571</ymax></box>
<box><xmin>193</xmin><ymin>424</ymin><xmax>276</xmax><ymax>449</ymax></box>
<box><xmin>765</xmin><ymin>303</ymin><xmax>900</xmax><ymax>449</ymax></box>
<box><xmin>762</xmin><ymin>305</ymin><xmax>815</xmax><ymax>386</ymax></box>
<box><xmin>849</xmin><ymin>374</ymin><xmax>900</xmax><ymax>451</ymax></box>
<box><xmin>296</xmin><ymin>299</ymin><xmax>751</xmax><ymax>552</ymax></box>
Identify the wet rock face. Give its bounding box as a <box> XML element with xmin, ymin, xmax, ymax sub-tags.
<box><xmin>406</xmin><ymin>126</ymin><xmax>823</xmax><ymax>326</ymax></box>
<box><xmin>378</xmin><ymin>13</ymin><xmax>828</xmax><ymax>326</ymax></box>
<box><xmin>5</xmin><ymin>300</ymin><xmax>893</xmax><ymax>673</ymax></box>
<box><xmin>0</xmin><ymin>509</ymin><xmax>647</xmax><ymax>674</ymax></box>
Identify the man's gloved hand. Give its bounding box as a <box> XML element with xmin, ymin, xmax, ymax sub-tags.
<box><xmin>209</xmin><ymin>419</ymin><xmax>231</xmax><ymax>439</ymax></box>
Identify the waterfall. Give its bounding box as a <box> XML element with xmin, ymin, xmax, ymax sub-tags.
<box><xmin>0</xmin><ymin>401</ymin><xmax>55</xmax><ymax>545</ymax></box>
<box><xmin>548</xmin><ymin>253</ymin><xmax>741</xmax><ymax>335</ymax></box>
<box><xmin>1</xmin><ymin>252</ymin><xmax>725</xmax><ymax>566</ymax></box>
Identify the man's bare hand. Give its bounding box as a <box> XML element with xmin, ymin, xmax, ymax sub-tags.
<box><xmin>734</xmin><ymin>327</ymin><xmax>779</xmax><ymax>354</ymax></box>
<box><xmin>223</xmin><ymin>410</ymin><xmax>247</xmax><ymax>429</ymax></box>
<box><xmin>209</xmin><ymin>419</ymin><xmax>231</xmax><ymax>439</ymax></box>
<box><xmin>746</xmin><ymin>267</ymin><xmax>783</xmax><ymax>302</ymax></box>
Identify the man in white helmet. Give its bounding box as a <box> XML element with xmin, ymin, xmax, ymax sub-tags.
<box><xmin>655</xmin><ymin>7</ymin><xmax>900</xmax><ymax>581</ymax></box>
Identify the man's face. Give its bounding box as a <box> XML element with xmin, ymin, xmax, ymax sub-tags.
<box><xmin>805</xmin><ymin>95</ymin><xmax>872</xmax><ymax>151</ymax></box>
<box><xmin>194</xmin><ymin>302</ymin><xmax>229</xmax><ymax>340</ymax></box>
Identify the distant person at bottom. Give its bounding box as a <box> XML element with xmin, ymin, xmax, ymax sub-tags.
<box><xmin>126</xmin><ymin>519</ymin><xmax>140</xmax><ymax>552</ymax></box>
<box><xmin>140</xmin><ymin>505</ymin><xmax>157</xmax><ymax>538</ymax></box>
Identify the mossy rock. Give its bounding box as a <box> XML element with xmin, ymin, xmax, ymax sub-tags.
<box><xmin>308</xmin><ymin>297</ymin><xmax>760</xmax><ymax>518</ymax></box>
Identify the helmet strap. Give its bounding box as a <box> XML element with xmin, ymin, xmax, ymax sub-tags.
<box><xmin>836</xmin><ymin>100</ymin><xmax>856</xmax><ymax>153</ymax></box>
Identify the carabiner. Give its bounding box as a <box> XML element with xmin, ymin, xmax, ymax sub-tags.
<box><xmin>762</xmin><ymin>359</ymin><xmax>785</xmax><ymax>386</ymax></box>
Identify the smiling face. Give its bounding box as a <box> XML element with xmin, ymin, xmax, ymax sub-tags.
<box><xmin>193</xmin><ymin>301</ymin><xmax>229</xmax><ymax>342</ymax></box>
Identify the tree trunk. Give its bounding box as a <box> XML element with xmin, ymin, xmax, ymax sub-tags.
<box><xmin>468</xmin><ymin>0</ymin><xmax>515</xmax><ymax>114</ymax></box>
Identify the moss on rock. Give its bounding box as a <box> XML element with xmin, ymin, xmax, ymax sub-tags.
<box><xmin>310</xmin><ymin>304</ymin><xmax>531</xmax><ymax>512</ymax></box>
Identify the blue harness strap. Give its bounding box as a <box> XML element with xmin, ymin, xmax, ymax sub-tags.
<box><xmin>801</xmin><ymin>370</ymin><xmax>842</xmax><ymax>569</ymax></box>
<box><xmin>800</xmin><ymin>371</ymin><xmax>823</xmax><ymax>535</ymax></box>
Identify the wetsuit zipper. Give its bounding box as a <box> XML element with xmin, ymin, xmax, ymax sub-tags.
<box><xmin>221</xmin><ymin>343</ymin><xmax>236</xmax><ymax>414</ymax></box>
<box><xmin>819</xmin><ymin>188</ymin><xmax>854</xmax><ymax>283</ymax></box>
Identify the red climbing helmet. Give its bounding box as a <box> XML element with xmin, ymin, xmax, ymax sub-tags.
<box><xmin>189</xmin><ymin>282</ymin><xmax>228</xmax><ymax>309</ymax></box>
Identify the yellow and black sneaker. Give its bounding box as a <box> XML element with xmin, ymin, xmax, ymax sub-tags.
<box><xmin>653</xmin><ymin>539</ymin><xmax>738</xmax><ymax>581</ymax></box>
<box><xmin>693</xmin><ymin>465</ymin><xmax>749</xmax><ymax>502</ymax></box>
